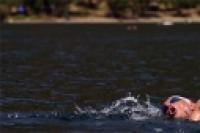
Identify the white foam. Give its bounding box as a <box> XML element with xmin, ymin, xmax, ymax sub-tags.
<box><xmin>74</xmin><ymin>94</ymin><xmax>162</xmax><ymax>121</ymax></box>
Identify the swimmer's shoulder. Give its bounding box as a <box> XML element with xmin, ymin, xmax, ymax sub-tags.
<box><xmin>197</xmin><ymin>99</ymin><xmax>200</xmax><ymax>104</ymax></box>
<box><xmin>196</xmin><ymin>100</ymin><xmax>200</xmax><ymax>110</ymax></box>
<box><xmin>190</xmin><ymin>100</ymin><xmax>200</xmax><ymax>122</ymax></box>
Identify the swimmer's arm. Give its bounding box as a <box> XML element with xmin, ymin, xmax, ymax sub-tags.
<box><xmin>190</xmin><ymin>99</ymin><xmax>200</xmax><ymax>122</ymax></box>
<box><xmin>190</xmin><ymin>111</ymin><xmax>200</xmax><ymax>122</ymax></box>
<box><xmin>197</xmin><ymin>99</ymin><xmax>200</xmax><ymax>105</ymax></box>
<box><xmin>196</xmin><ymin>100</ymin><xmax>200</xmax><ymax>110</ymax></box>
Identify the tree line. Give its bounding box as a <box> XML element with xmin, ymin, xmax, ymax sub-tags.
<box><xmin>0</xmin><ymin>0</ymin><xmax>200</xmax><ymax>19</ymax></box>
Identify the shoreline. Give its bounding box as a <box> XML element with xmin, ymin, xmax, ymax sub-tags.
<box><xmin>3</xmin><ymin>16</ymin><xmax>200</xmax><ymax>24</ymax></box>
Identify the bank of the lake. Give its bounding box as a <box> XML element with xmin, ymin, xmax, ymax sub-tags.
<box><xmin>3</xmin><ymin>16</ymin><xmax>200</xmax><ymax>24</ymax></box>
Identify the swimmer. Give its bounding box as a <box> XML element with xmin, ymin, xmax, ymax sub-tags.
<box><xmin>162</xmin><ymin>95</ymin><xmax>200</xmax><ymax>122</ymax></box>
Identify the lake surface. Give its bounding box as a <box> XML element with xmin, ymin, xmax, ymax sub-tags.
<box><xmin>1</xmin><ymin>23</ymin><xmax>200</xmax><ymax>132</ymax></box>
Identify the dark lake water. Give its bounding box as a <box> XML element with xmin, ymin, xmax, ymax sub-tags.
<box><xmin>1</xmin><ymin>23</ymin><xmax>200</xmax><ymax>132</ymax></box>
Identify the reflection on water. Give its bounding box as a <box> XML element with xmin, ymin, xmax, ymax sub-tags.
<box><xmin>1</xmin><ymin>24</ymin><xmax>200</xmax><ymax>132</ymax></box>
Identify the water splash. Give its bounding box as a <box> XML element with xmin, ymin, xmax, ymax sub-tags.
<box><xmin>0</xmin><ymin>95</ymin><xmax>162</xmax><ymax>125</ymax></box>
<box><xmin>74</xmin><ymin>94</ymin><xmax>162</xmax><ymax>121</ymax></box>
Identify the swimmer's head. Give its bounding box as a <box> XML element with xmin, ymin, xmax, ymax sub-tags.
<box><xmin>162</xmin><ymin>96</ymin><xmax>195</xmax><ymax>119</ymax></box>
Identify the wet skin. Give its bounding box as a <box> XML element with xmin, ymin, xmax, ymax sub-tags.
<box><xmin>163</xmin><ymin>96</ymin><xmax>200</xmax><ymax>122</ymax></box>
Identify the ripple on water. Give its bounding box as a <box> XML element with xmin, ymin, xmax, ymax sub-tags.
<box><xmin>1</xmin><ymin>95</ymin><xmax>200</xmax><ymax>133</ymax></box>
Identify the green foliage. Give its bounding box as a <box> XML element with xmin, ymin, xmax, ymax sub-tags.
<box><xmin>107</xmin><ymin>0</ymin><xmax>140</xmax><ymax>17</ymax></box>
<box><xmin>0</xmin><ymin>0</ymin><xmax>200</xmax><ymax>18</ymax></box>
<box><xmin>0</xmin><ymin>0</ymin><xmax>23</xmax><ymax>5</ymax></box>
<box><xmin>159</xmin><ymin>0</ymin><xmax>200</xmax><ymax>9</ymax></box>
<box><xmin>175</xmin><ymin>0</ymin><xmax>200</xmax><ymax>8</ymax></box>
<box><xmin>108</xmin><ymin>0</ymin><xmax>135</xmax><ymax>11</ymax></box>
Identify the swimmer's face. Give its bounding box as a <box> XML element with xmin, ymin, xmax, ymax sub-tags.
<box><xmin>163</xmin><ymin>96</ymin><xmax>193</xmax><ymax>119</ymax></box>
